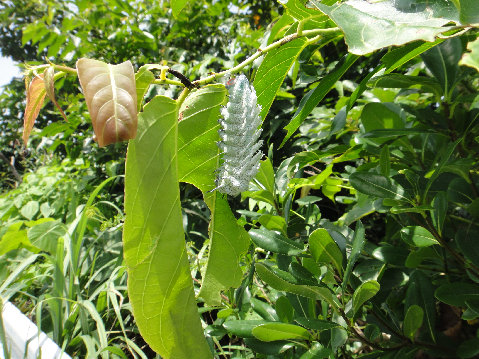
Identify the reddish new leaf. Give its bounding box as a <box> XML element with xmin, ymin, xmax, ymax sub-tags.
<box><xmin>43</xmin><ymin>66</ymin><xmax>68</xmax><ymax>122</ymax></box>
<box><xmin>23</xmin><ymin>74</ymin><xmax>47</xmax><ymax>145</ymax></box>
<box><xmin>76</xmin><ymin>58</ymin><xmax>138</xmax><ymax>147</ymax></box>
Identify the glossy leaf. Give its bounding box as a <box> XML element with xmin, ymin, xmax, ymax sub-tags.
<box><xmin>282</xmin><ymin>54</ymin><xmax>358</xmax><ymax>146</ymax></box>
<box><xmin>400</xmin><ymin>226</ymin><xmax>439</xmax><ymax>247</ymax></box>
<box><xmin>76</xmin><ymin>58</ymin><xmax>137</xmax><ymax>147</ymax></box>
<box><xmin>252</xmin><ymin>323</ymin><xmax>311</xmax><ymax>342</ymax></box>
<box><xmin>223</xmin><ymin>320</ymin><xmax>271</xmax><ymax>338</ymax></box>
<box><xmin>255</xmin><ymin>158</ymin><xmax>276</xmax><ymax>195</ymax></box>
<box><xmin>199</xmin><ymin>193</ymin><xmax>250</xmax><ymax>306</ymax></box>
<box><xmin>308</xmin><ymin>228</ymin><xmax>343</xmax><ymax>274</ymax></box>
<box><xmin>255</xmin><ymin>263</ymin><xmax>340</xmax><ymax>311</ymax></box>
<box><xmin>460</xmin><ymin>37</ymin><xmax>479</xmax><ymax>72</ymax></box>
<box><xmin>299</xmin><ymin>342</ymin><xmax>331</xmax><ymax>359</ymax></box>
<box><xmin>352</xmin><ymin>280</ymin><xmax>380</xmax><ymax>316</ymax></box>
<box><xmin>343</xmin><ymin>221</ymin><xmax>365</xmax><ymax>288</ymax></box>
<box><xmin>405</xmin><ymin>271</ymin><xmax>436</xmax><ymax>342</ymax></box>
<box><xmin>312</xmin><ymin>0</ymin><xmax>457</xmax><ymax>55</ymax></box>
<box><xmin>178</xmin><ymin>85</ymin><xmax>227</xmax><ymax>193</ymax></box>
<box><xmin>368</xmin><ymin>74</ymin><xmax>442</xmax><ymax>96</ymax></box>
<box><xmin>453</xmin><ymin>0</ymin><xmax>479</xmax><ymax>25</ymax></box>
<box><xmin>254</xmin><ymin>37</ymin><xmax>308</xmax><ymax>120</ymax></box>
<box><xmin>23</xmin><ymin>74</ymin><xmax>46</xmax><ymax>145</ymax></box>
<box><xmin>258</xmin><ymin>215</ymin><xmax>287</xmax><ymax>236</ymax></box>
<box><xmin>123</xmin><ymin>96</ymin><xmax>211</xmax><ymax>358</ymax></box>
<box><xmin>249</xmin><ymin>228</ymin><xmax>304</xmax><ymax>255</ymax></box>
<box><xmin>349</xmin><ymin>172</ymin><xmax>408</xmax><ymax>201</ymax></box>
<box><xmin>403</xmin><ymin>305</ymin><xmax>424</xmax><ymax>341</ymax></box>
<box><xmin>435</xmin><ymin>282</ymin><xmax>479</xmax><ymax>307</ymax></box>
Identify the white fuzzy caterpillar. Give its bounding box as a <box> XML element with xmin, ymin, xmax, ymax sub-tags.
<box><xmin>215</xmin><ymin>74</ymin><xmax>263</xmax><ymax>196</ymax></box>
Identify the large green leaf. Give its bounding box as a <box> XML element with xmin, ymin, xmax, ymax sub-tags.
<box><xmin>349</xmin><ymin>172</ymin><xmax>408</xmax><ymax>201</ymax></box>
<box><xmin>452</xmin><ymin>0</ymin><xmax>479</xmax><ymax>24</ymax></box>
<box><xmin>400</xmin><ymin>226</ymin><xmax>439</xmax><ymax>247</ymax></box>
<box><xmin>435</xmin><ymin>282</ymin><xmax>479</xmax><ymax>307</ymax></box>
<box><xmin>178</xmin><ymin>85</ymin><xmax>227</xmax><ymax>192</ymax></box>
<box><xmin>254</xmin><ymin>37</ymin><xmax>308</xmax><ymax>120</ymax></box>
<box><xmin>308</xmin><ymin>228</ymin><xmax>343</xmax><ymax>274</ymax></box>
<box><xmin>312</xmin><ymin>0</ymin><xmax>457</xmax><ymax>55</ymax></box>
<box><xmin>255</xmin><ymin>263</ymin><xmax>340</xmax><ymax>311</ymax></box>
<box><xmin>199</xmin><ymin>193</ymin><xmax>250</xmax><ymax>306</ymax></box>
<box><xmin>252</xmin><ymin>323</ymin><xmax>311</xmax><ymax>342</ymax></box>
<box><xmin>250</xmin><ymin>228</ymin><xmax>304</xmax><ymax>255</ymax></box>
<box><xmin>282</xmin><ymin>54</ymin><xmax>358</xmax><ymax>146</ymax></box>
<box><xmin>123</xmin><ymin>96</ymin><xmax>211</xmax><ymax>358</ymax></box>
<box><xmin>403</xmin><ymin>305</ymin><xmax>424</xmax><ymax>341</ymax></box>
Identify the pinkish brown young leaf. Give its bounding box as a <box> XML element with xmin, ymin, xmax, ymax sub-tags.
<box><xmin>23</xmin><ymin>74</ymin><xmax>47</xmax><ymax>145</ymax></box>
<box><xmin>76</xmin><ymin>58</ymin><xmax>138</xmax><ymax>147</ymax></box>
<box><xmin>43</xmin><ymin>66</ymin><xmax>68</xmax><ymax>122</ymax></box>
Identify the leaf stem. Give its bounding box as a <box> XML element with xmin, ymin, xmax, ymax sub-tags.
<box><xmin>193</xmin><ymin>27</ymin><xmax>341</xmax><ymax>86</ymax></box>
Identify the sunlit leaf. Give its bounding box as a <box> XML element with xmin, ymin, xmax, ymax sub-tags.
<box><xmin>43</xmin><ymin>66</ymin><xmax>67</xmax><ymax>121</ymax></box>
<box><xmin>76</xmin><ymin>58</ymin><xmax>137</xmax><ymax>147</ymax></box>
<box><xmin>23</xmin><ymin>74</ymin><xmax>47</xmax><ymax>145</ymax></box>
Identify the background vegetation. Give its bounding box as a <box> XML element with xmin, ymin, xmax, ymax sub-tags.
<box><xmin>1</xmin><ymin>0</ymin><xmax>479</xmax><ymax>358</ymax></box>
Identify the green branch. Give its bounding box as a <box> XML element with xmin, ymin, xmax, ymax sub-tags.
<box><xmin>193</xmin><ymin>27</ymin><xmax>341</xmax><ymax>87</ymax></box>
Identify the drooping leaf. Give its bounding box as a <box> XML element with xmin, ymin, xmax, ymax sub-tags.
<box><xmin>254</xmin><ymin>37</ymin><xmax>309</xmax><ymax>120</ymax></box>
<box><xmin>199</xmin><ymin>193</ymin><xmax>250</xmax><ymax>306</ymax></box>
<box><xmin>76</xmin><ymin>58</ymin><xmax>138</xmax><ymax>147</ymax></box>
<box><xmin>43</xmin><ymin>66</ymin><xmax>68</xmax><ymax>121</ymax></box>
<box><xmin>252</xmin><ymin>323</ymin><xmax>311</xmax><ymax>342</ymax></box>
<box><xmin>23</xmin><ymin>74</ymin><xmax>47</xmax><ymax>145</ymax></box>
<box><xmin>405</xmin><ymin>270</ymin><xmax>436</xmax><ymax>342</ymax></box>
<box><xmin>123</xmin><ymin>96</ymin><xmax>211</xmax><ymax>358</ymax></box>
<box><xmin>178</xmin><ymin>84</ymin><xmax>227</xmax><ymax>193</ymax></box>
<box><xmin>312</xmin><ymin>0</ymin><xmax>457</xmax><ymax>55</ymax></box>
<box><xmin>343</xmin><ymin>221</ymin><xmax>365</xmax><ymax>288</ymax></box>
<box><xmin>281</xmin><ymin>54</ymin><xmax>358</xmax><ymax>146</ymax></box>
<box><xmin>255</xmin><ymin>263</ymin><xmax>340</xmax><ymax>311</ymax></box>
<box><xmin>308</xmin><ymin>228</ymin><xmax>343</xmax><ymax>274</ymax></box>
<box><xmin>352</xmin><ymin>280</ymin><xmax>380</xmax><ymax>316</ymax></box>
<box><xmin>403</xmin><ymin>305</ymin><xmax>424</xmax><ymax>341</ymax></box>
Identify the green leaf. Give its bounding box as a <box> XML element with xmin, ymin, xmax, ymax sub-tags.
<box><xmin>421</xmin><ymin>38</ymin><xmax>462</xmax><ymax>98</ymax></box>
<box><xmin>282</xmin><ymin>54</ymin><xmax>358</xmax><ymax>146</ymax></box>
<box><xmin>460</xmin><ymin>37</ymin><xmax>479</xmax><ymax>72</ymax></box>
<box><xmin>400</xmin><ymin>226</ymin><xmax>439</xmax><ymax>247</ymax></box>
<box><xmin>403</xmin><ymin>305</ymin><xmax>424</xmax><ymax>341</ymax></box>
<box><xmin>368</xmin><ymin>74</ymin><xmax>442</xmax><ymax>96</ymax></box>
<box><xmin>343</xmin><ymin>221</ymin><xmax>365</xmax><ymax>288</ymax></box>
<box><xmin>361</xmin><ymin>103</ymin><xmax>405</xmax><ymax>133</ymax></box>
<box><xmin>456</xmin><ymin>228</ymin><xmax>479</xmax><ymax>267</ymax></box>
<box><xmin>254</xmin><ymin>38</ymin><xmax>308</xmax><ymax>120</ymax></box>
<box><xmin>171</xmin><ymin>0</ymin><xmax>189</xmax><ymax>18</ymax></box>
<box><xmin>135</xmin><ymin>65</ymin><xmax>155</xmax><ymax>109</ymax></box>
<box><xmin>255</xmin><ymin>158</ymin><xmax>276</xmax><ymax>195</ymax></box>
<box><xmin>255</xmin><ymin>263</ymin><xmax>340</xmax><ymax>311</ymax></box>
<box><xmin>123</xmin><ymin>96</ymin><xmax>211</xmax><ymax>358</ymax></box>
<box><xmin>431</xmin><ymin>192</ymin><xmax>447</xmax><ymax>236</ymax></box>
<box><xmin>199</xmin><ymin>194</ymin><xmax>250</xmax><ymax>306</ymax></box>
<box><xmin>309</xmin><ymin>228</ymin><xmax>343</xmax><ymax>274</ymax></box>
<box><xmin>258</xmin><ymin>215</ymin><xmax>287</xmax><ymax>236</ymax></box>
<box><xmin>379</xmin><ymin>146</ymin><xmax>390</xmax><ymax>177</ymax></box>
<box><xmin>312</xmin><ymin>0</ymin><xmax>457</xmax><ymax>55</ymax></box>
<box><xmin>405</xmin><ymin>271</ymin><xmax>436</xmax><ymax>342</ymax></box>
<box><xmin>252</xmin><ymin>323</ymin><xmax>311</xmax><ymax>342</ymax></box>
<box><xmin>249</xmin><ymin>228</ymin><xmax>304</xmax><ymax>255</ymax></box>
<box><xmin>20</xmin><ymin>200</ymin><xmax>39</xmax><ymax>220</ymax></box>
<box><xmin>294</xmin><ymin>318</ymin><xmax>340</xmax><ymax>331</ymax></box>
<box><xmin>178</xmin><ymin>84</ymin><xmax>227</xmax><ymax>193</ymax></box>
<box><xmin>435</xmin><ymin>282</ymin><xmax>479</xmax><ymax>307</ymax></box>
<box><xmin>381</xmin><ymin>40</ymin><xmax>444</xmax><ymax>74</ymax></box>
<box><xmin>457</xmin><ymin>338</ymin><xmax>479</xmax><ymax>359</ymax></box>
<box><xmin>352</xmin><ymin>280</ymin><xmax>380</xmax><ymax>316</ymax></box>
<box><xmin>349</xmin><ymin>172</ymin><xmax>408</xmax><ymax>201</ymax></box>
<box><xmin>223</xmin><ymin>320</ymin><xmax>271</xmax><ymax>338</ymax></box>
<box><xmin>299</xmin><ymin>342</ymin><xmax>332</xmax><ymax>359</ymax></box>
<box><xmin>453</xmin><ymin>0</ymin><xmax>479</xmax><ymax>25</ymax></box>
<box><xmin>0</xmin><ymin>222</ymin><xmax>38</xmax><ymax>255</ymax></box>
<box><xmin>27</xmin><ymin>219</ymin><xmax>66</xmax><ymax>254</ymax></box>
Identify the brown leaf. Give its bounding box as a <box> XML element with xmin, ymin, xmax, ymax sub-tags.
<box><xmin>44</xmin><ymin>66</ymin><xmax>68</xmax><ymax>122</ymax></box>
<box><xmin>23</xmin><ymin>74</ymin><xmax>47</xmax><ymax>145</ymax></box>
<box><xmin>76</xmin><ymin>58</ymin><xmax>138</xmax><ymax>147</ymax></box>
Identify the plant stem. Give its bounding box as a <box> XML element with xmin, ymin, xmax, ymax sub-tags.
<box><xmin>193</xmin><ymin>27</ymin><xmax>341</xmax><ymax>86</ymax></box>
<box><xmin>153</xmin><ymin>78</ymin><xmax>185</xmax><ymax>87</ymax></box>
